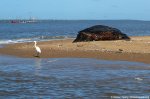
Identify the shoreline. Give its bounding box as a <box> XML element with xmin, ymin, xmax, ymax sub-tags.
<box><xmin>0</xmin><ymin>36</ymin><xmax>150</xmax><ymax>64</ymax></box>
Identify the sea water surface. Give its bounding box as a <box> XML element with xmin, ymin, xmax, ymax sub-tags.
<box><xmin>0</xmin><ymin>56</ymin><xmax>150</xmax><ymax>98</ymax></box>
<box><xmin>0</xmin><ymin>20</ymin><xmax>150</xmax><ymax>44</ymax></box>
<box><xmin>0</xmin><ymin>20</ymin><xmax>150</xmax><ymax>98</ymax></box>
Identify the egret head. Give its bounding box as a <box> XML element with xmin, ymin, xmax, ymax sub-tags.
<box><xmin>33</xmin><ymin>41</ymin><xmax>37</xmax><ymax>47</ymax></box>
<box><xmin>34</xmin><ymin>41</ymin><xmax>37</xmax><ymax>44</ymax></box>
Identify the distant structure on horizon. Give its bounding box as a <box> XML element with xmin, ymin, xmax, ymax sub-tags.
<box><xmin>10</xmin><ymin>17</ymin><xmax>38</xmax><ymax>23</ymax></box>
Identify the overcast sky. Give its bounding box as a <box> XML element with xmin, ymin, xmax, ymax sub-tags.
<box><xmin>0</xmin><ymin>0</ymin><xmax>150</xmax><ymax>20</ymax></box>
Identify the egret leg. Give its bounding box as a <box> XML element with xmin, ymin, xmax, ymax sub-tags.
<box><xmin>37</xmin><ymin>52</ymin><xmax>40</xmax><ymax>57</ymax></box>
<box><xmin>34</xmin><ymin>52</ymin><xmax>40</xmax><ymax>58</ymax></box>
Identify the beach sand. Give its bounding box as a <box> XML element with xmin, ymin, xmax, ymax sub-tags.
<box><xmin>0</xmin><ymin>36</ymin><xmax>150</xmax><ymax>64</ymax></box>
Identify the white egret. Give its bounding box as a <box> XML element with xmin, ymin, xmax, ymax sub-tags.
<box><xmin>34</xmin><ymin>41</ymin><xmax>41</xmax><ymax>57</ymax></box>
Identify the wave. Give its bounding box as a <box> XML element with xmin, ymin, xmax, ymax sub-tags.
<box><xmin>0</xmin><ymin>36</ymin><xmax>75</xmax><ymax>44</ymax></box>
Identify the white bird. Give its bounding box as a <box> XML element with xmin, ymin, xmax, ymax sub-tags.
<box><xmin>34</xmin><ymin>41</ymin><xmax>41</xmax><ymax>57</ymax></box>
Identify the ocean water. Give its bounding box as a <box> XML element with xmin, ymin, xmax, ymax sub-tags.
<box><xmin>0</xmin><ymin>20</ymin><xmax>150</xmax><ymax>98</ymax></box>
<box><xmin>0</xmin><ymin>56</ymin><xmax>150</xmax><ymax>98</ymax></box>
<box><xmin>0</xmin><ymin>20</ymin><xmax>150</xmax><ymax>44</ymax></box>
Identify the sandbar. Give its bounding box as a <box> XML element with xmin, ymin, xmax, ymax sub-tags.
<box><xmin>0</xmin><ymin>36</ymin><xmax>150</xmax><ymax>64</ymax></box>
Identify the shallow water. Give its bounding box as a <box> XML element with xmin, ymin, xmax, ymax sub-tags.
<box><xmin>0</xmin><ymin>55</ymin><xmax>150</xmax><ymax>98</ymax></box>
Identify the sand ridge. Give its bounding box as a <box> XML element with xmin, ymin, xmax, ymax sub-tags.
<box><xmin>0</xmin><ymin>36</ymin><xmax>150</xmax><ymax>64</ymax></box>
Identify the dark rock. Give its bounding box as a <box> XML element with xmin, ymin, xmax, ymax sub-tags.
<box><xmin>73</xmin><ymin>25</ymin><xmax>130</xmax><ymax>42</ymax></box>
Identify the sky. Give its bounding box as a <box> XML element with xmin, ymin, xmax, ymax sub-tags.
<box><xmin>0</xmin><ymin>0</ymin><xmax>150</xmax><ymax>20</ymax></box>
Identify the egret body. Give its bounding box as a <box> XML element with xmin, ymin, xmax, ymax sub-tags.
<box><xmin>34</xmin><ymin>41</ymin><xmax>41</xmax><ymax>57</ymax></box>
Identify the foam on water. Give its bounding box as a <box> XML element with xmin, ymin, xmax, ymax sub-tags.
<box><xmin>0</xmin><ymin>36</ymin><xmax>75</xmax><ymax>44</ymax></box>
<box><xmin>0</xmin><ymin>39</ymin><xmax>29</xmax><ymax>44</ymax></box>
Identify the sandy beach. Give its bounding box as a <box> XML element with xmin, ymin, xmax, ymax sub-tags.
<box><xmin>0</xmin><ymin>36</ymin><xmax>150</xmax><ymax>64</ymax></box>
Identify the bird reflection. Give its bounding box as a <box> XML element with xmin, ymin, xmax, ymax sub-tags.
<box><xmin>34</xmin><ymin>58</ymin><xmax>42</xmax><ymax>75</ymax></box>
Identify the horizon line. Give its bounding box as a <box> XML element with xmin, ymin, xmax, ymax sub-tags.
<box><xmin>0</xmin><ymin>19</ymin><xmax>149</xmax><ymax>21</ymax></box>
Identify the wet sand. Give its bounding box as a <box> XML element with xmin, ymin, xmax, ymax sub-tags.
<box><xmin>0</xmin><ymin>36</ymin><xmax>150</xmax><ymax>64</ymax></box>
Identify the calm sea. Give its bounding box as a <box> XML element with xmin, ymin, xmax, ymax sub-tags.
<box><xmin>0</xmin><ymin>20</ymin><xmax>150</xmax><ymax>98</ymax></box>
<box><xmin>0</xmin><ymin>20</ymin><xmax>150</xmax><ymax>44</ymax></box>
